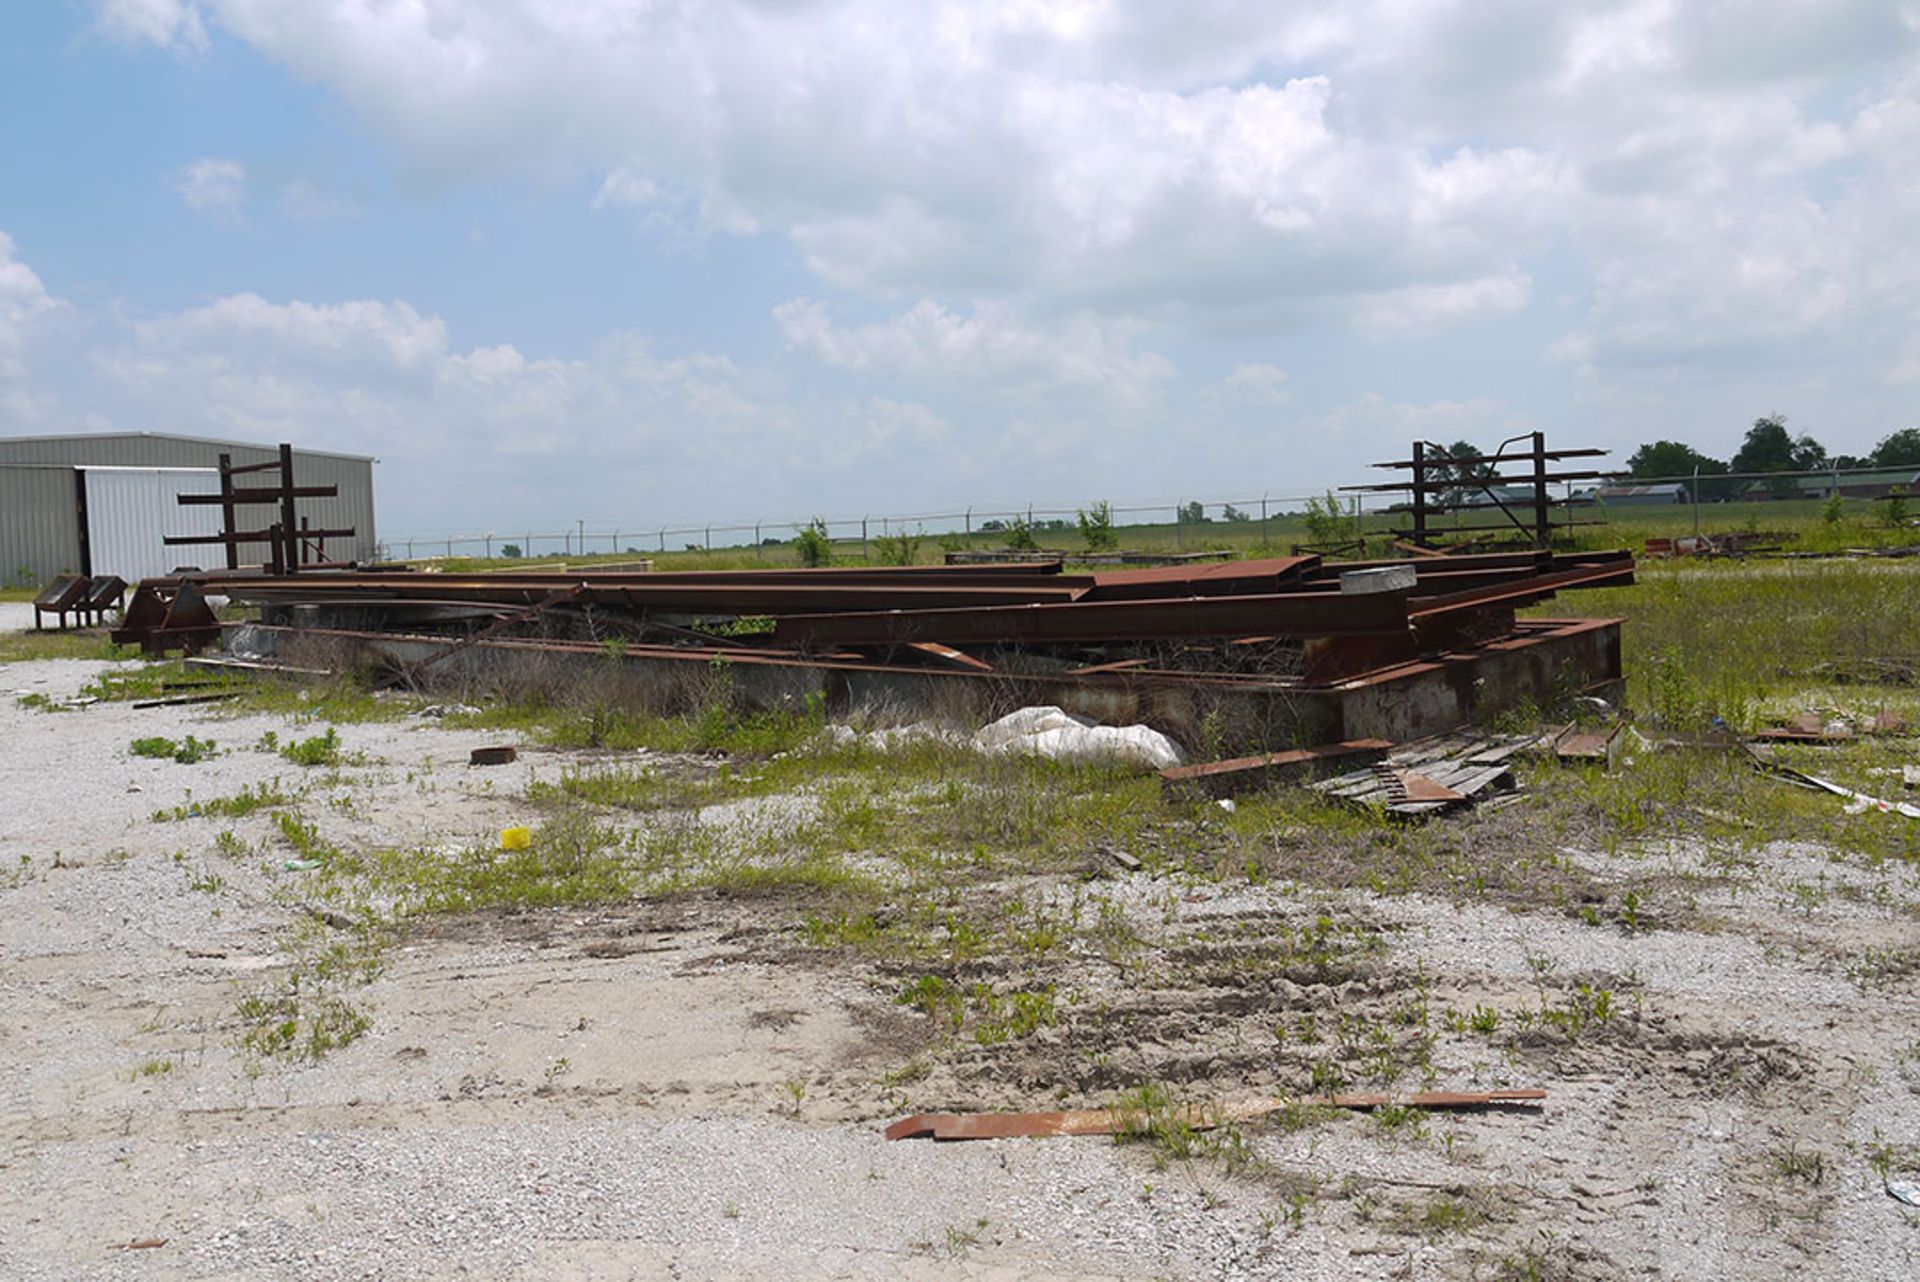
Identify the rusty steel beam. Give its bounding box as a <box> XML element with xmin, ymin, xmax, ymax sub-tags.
<box><xmin>772</xmin><ymin>589</ymin><xmax>1415</xmax><ymax>648</ymax></box>
<box><xmin>1083</xmin><ymin>556</ymin><xmax>1321</xmax><ymax>600</ymax></box>
<box><xmin>221</xmin><ymin>576</ymin><xmax>1091</xmax><ymax>614</ymax></box>
<box><xmin>1159</xmin><ymin>739</ymin><xmax>1395</xmax><ymax>798</ymax></box>
<box><xmin>407</xmin><ymin>583</ymin><xmax>588</xmax><ymax>678</ymax></box>
<box><xmin>176</xmin><ymin>486</ymin><xmax>338</xmax><ymax>505</ymax></box>
<box><xmin>1408</xmin><ymin>560</ymin><xmax>1634</xmax><ymax>618</ymax></box>
<box><xmin>166</xmin><ymin>528</ymin><xmax>356</xmax><ymax>546</ymax></box>
<box><xmin>905</xmin><ymin>641</ymin><xmax>996</xmax><ymax>672</ymax></box>
<box><xmin>1366</xmin><ymin>447</ymin><xmax>1609</xmax><ymax>468</ymax></box>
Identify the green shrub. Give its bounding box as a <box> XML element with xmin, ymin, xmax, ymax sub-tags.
<box><xmin>280</xmin><ymin>729</ymin><xmax>342</xmax><ymax>767</ymax></box>
<box><xmin>130</xmin><ymin>735</ymin><xmax>217</xmax><ymax>764</ymax></box>
<box><xmin>794</xmin><ymin>518</ymin><xmax>832</xmax><ymax>568</ymax></box>
<box><xmin>1077</xmin><ymin>501</ymin><xmax>1118</xmax><ymax>551</ymax></box>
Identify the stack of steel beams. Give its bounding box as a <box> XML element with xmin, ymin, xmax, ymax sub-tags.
<box><xmin>121</xmin><ymin>549</ymin><xmax>1633</xmax><ymax>752</ymax></box>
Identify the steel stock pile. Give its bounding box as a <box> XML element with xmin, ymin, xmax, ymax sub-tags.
<box><xmin>119</xmin><ymin>550</ymin><xmax>1632</xmax><ymax>751</ymax></box>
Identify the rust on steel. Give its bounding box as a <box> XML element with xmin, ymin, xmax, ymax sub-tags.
<box><xmin>772</xmin><ymin>589</ymin><xmax>1418</xmax><ymax>648</ymax></box>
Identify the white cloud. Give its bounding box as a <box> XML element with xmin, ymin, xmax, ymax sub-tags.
<box><xmin>775</xmin><ymin>298</ymin><xmax>1173</xmax><ymax>408</ymax></box>
<box><xmin>94</xmin><ymin>0</ymin><xmax>207</xmax><ymax>53</ymax></box>
<box><xmin>1217</xmin><ymin>364</ymin><xmax>1290</xmax><ymax>407</ymax></box>
<box><xmin>1354</xmin><ymin>271</ymin><xmax>1532</xmax><ymax>337</ymax></box>
<box><xmin>1318</xmin><ymin>393</ymin><xmax>1532</xmax><ymax>456</ymax></box>
<box><xmin>93</xmin><ymin>1</ymin><xmax>1920</xmax><ymax>377</ymax></box>
<box><xmin>73</xmin><ymin>289</ymin><xmax>1058</xmax><ymax>531</ymax></box>
<box><xmin>118</xmin><ymin>3</ymin><xmax>1565</xmax><ymax>327</ymax></box>
<box><xmin>51</xmin><ymin>1</ymin><xmax>1920</xmax><ymax>501</ymax></box>
<box><xmin>173</xmin><ymin>157</ymin><xmax>247</xmax><ymax>221</ymax></box>
<box><xmin>591</xmin><ymin>171</ymin><xmax>658</xmax><ymax>213</ymax></box>
<box><xmin>0</xmin><ymin>231</ymin><xmax>61</xmax><ymax>380</ymax></box>
<box><xmin>0</xmin><ymin>232</ymin><xmax>74</xmax><ymax>427</ymax></box>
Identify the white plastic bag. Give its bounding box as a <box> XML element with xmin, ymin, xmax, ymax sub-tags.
<box><xmin>972</xmin><ymin>706</ymin><xmax>1186</xmax><ymax>772</ymax></box>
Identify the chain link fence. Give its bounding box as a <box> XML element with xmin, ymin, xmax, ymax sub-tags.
<box><xmin>376</xmin><ymin>463</ymin><xmax>1919</xmax><ymax>562</ymax></box>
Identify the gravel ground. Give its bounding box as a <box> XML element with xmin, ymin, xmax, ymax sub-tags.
<box><xmin>5</xmin><ymin>649</ymin><xmax>1920</xmax><ymax>1279</ymax></box>
<box><xmin>0</xmin><ymin>658</ymin><xmax>1289</xmax><ymax>1281</ymax></box>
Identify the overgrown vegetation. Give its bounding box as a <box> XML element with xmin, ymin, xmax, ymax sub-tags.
<box><xmin>1538</xmin><ymin>560</ymin><xmax>1920</xmax><ymax>730</ymax></box>
<box><xmin>1077</xmin><ymin>500</ymin><xmax>1118</xmax><ymax>551</ymax></box>
<box><xmin>129</xmin><ymin>734</ymin><xmax>218</xmax><ymax>764</ymax></box>
<box><xmin>793</xmin><ymin>518</ymin><xmax>833</xmax><ymax>568</ymax></box>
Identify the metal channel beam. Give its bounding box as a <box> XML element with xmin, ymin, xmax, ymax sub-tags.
<box><xmin>229</xmin><ymin>582</ymin><xmax>1089</xmax><ymax>613</ymax></box>
<box><xmin>772</xmin><ymin>590</ymin><xmax>1413</xmax><ymax>647</ymax></box>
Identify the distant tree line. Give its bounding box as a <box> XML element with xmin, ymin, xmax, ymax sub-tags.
<box><xmin>1623</xmin><ymin>417</ymin><xmax>1920</xmax><ymax>499</ymax></box>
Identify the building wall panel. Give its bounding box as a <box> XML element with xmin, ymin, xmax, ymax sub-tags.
<box><xmin>80</xmin><ymin>468</ymin><xmax>227</xmax><ymax>582</ymax></box>
<box><xmin>0</xmin><ymin>465</ymin><xmax>83</xmax><ymax>587</ymax></box>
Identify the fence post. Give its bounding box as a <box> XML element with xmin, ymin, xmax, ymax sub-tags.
<box><xmin>1411</xmin><ymin>443</ymin><xmax>1429</xmax><ymax>548</ymax></box>
<box><xmin>705</xmin><ymin>525</ymin><xmax>711</xmax><ymax>551</ymax></box>
<box><xmin>1692</xmin><ymin>465</ymin><xmax>1701</xmax><ymax>535</ymax></box>
<box><xmin>861</xmin><ymin>517</ymin><xmax>869</xmax><ymax>560</ymax></box>
<box><xmin>965</xmin><ymin>506</ymin><xmax>972</xmax><ymax>538</ymax></box>
<box><xmin>1260</xmin><ymin>495</ymin><xmax>1268</xmax><ymax>546</ymax></box>
<box><xmin>1176</xmin><ymin>502</ymin><xmax>1184</xmax><ymax>551</ymax></box>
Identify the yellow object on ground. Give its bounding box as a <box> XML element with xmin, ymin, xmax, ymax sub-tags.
<box><xmin>499</xmin><ymin>826</ymin><xmax>532</xmax><ymax>851</ymax></box>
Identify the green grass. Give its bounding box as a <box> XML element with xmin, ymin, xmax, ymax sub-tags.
<box><xmin>279</xmin><ymin>728</ymin><xmax>347</xmax><ymax>766</ymax></box>
<box><xmin>1541</xmin><ymin>560</ymin><xmax>1920</xmax><ymax>731</ymax></box>
<box><xmin>152</xmin><ymin>781</ymin><xmax>295</xmax><ymax>822</ymax></box>
<box><xmin>226</xmin><ymin>678</ymin><xmax>411</xmax><ymax>724</ymax></box>
<box><xmin>298</xmin><ymin>808</ymin><xmax>640</xmax><ymax>916</ymax></box>
<box><xmin>0</xmin><ymin>631</ymin><xmax>141</xmax><ymax>663</ymax></box>
<box><xmin>129</xmin><ymin>734</ymin><xmax>218</xmax><ymax>764</ymax></box>
<box><xmin>413</xmin><ymin>493</ymin><xmax>1913</xmax><ymax>569</ymax></box>
<box><xmin>450</xmin><ymin>694</ymin><xmax>823</xmax><ymax>757</ymax></box>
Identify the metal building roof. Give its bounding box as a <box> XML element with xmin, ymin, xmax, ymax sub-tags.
<box><xmin>0</xmin><ymin>431</ymin><xmax>376</xmax><ymax>464</ymax></box>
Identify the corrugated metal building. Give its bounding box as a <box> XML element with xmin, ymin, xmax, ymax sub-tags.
<box><xmin>1743</xmin><ymin>469</ymin><xmax>1920</xmax><ymax>500</ymax></box>
<box><xmin>0</xmin><ymin>433</ymin><xmax>376</xmax><ymax>587</ymax></box>
<box><xmin>1594</xmin><ymin>482</ymin><xmax>1687</xmax><ymax>506</ymax></box>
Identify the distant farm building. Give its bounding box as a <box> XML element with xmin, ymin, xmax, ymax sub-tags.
<box><xmin>1594</xmin><ymin>482</ymin><xmax>1687</xmax><ymax>506</ymax></box>
<box><xmin>1742</xmin><ymin>469</ymin><xmax>1920</xmax><ymax>501</ymax></box>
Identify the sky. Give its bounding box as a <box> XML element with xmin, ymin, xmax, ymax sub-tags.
<box><xmin>2</xmin><ymin>0</ymin><xmax>1918</xmax><ymax>544</ymax></box>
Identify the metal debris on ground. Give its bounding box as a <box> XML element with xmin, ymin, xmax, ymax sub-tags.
<box><xmin>1642</xmin><ymin>532</ymin><xmax>1788</xmax><ymax>558</ymax></box>
<box><xmin>1888</xmin><ymin>1180</ymin><xmax>1920</xmax><ymax>1207</ymax></box>
<box><xmin>1806</xmin><ymin>658</ymin><xmax>1918</xmax><ymax>686</ymax></box>
<box><xmin>1751</xmin><ymin>709</ymin><xmax>1911</xmax><ymax>743</ymax></box>
<box><xmin>1311</xmin><ymin>730</ymin><xmax>1538</xmax><ymax>817</ymax></box>
<box><xmin>886</xmin><ymin>1089</ymin><xmax>1546</xmax><ymax>1141</ymax></box>
<box><xmin>1548</xmin><ymin>723</ymin><xmax>1623</xmax><ymax>764</ymax></box>
<box><xmin>469</xmin><ymin>745</ymin><xmax>518</xmax><ymax>766</ymax></box>
<box><xmin>129</xmin><ymin>691</ymin><xmax>244</xmax><ymax>709</ymax></box>
<box><xmin>1158</xmin><ymin>739</ymin><xmax>1395</xmax><ymax>799</ymax></box>
<box><xmin>1754</xmin><ymin>757</ymin><xmax>1920</xmax><ymax>820</ymax></box>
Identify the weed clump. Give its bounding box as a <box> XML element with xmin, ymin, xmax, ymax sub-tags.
<box><xmin>129</xmin><ymin>735</ymin><xmax>218</xmax><ymax>764</ymax></box>
<box><xmin>406</xmin><ymin>809</ymin><xmax>635</xmax><ymax>913</ymax></box>
<box><xmin>280</xmin><ymin>728</ymin><xmax>345</xmax><ymax>767</ymax></box>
